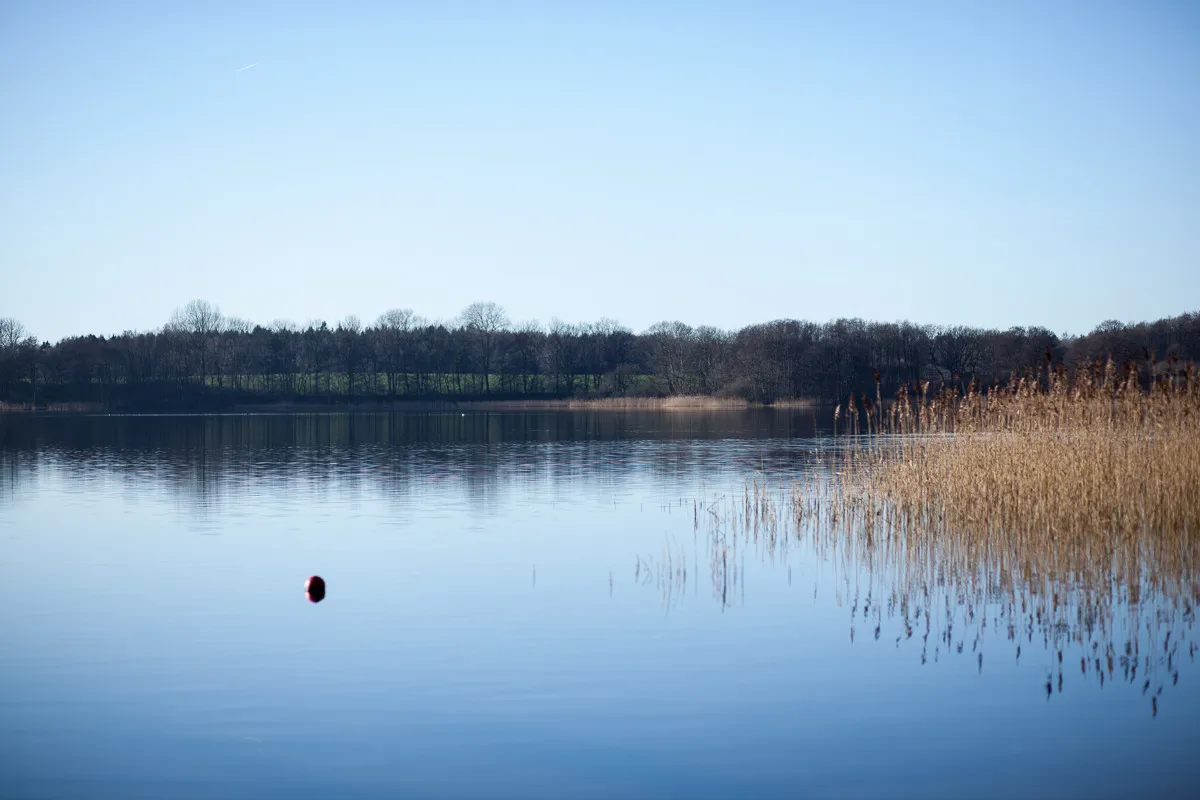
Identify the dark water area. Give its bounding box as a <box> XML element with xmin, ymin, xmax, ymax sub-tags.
<box><xmin>1</xmin><ymin>411</ymin><xmax>1197</xmax><ymax>799</ymax></box>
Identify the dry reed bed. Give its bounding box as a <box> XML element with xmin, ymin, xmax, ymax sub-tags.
<box><xmin>822</xmin><ymin>359</ymin><xmax>1198</xmax><ymax>709</ymax></box>
<box><xmin>0</xmin><ymin>401</ymin><xmax>100</xmax><ymax>413</ymax></box>
<box><xmin>824</xmin><ymin>358</ymin><xmax>1200</xmax><ymax>600</ymax></box>
<box><xmin>464</xmin><ymin>395</ymin><xmax>754</xmax><ymax>410</ymax></box>
<box><xmin>458</xmin><ymin>394</ymin><xmax>818</xmax><ymax>410</ymax></box>
<box><xmin>676</xmin><ymin>359</ymin><xmax>1198</xmax><ymax>709</ymax></box>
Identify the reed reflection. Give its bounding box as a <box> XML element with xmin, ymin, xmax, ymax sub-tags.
<box><xmin>679</xmin><ymin>473</ymin><xmax>1198</xmax><ymax>716</ymax></box>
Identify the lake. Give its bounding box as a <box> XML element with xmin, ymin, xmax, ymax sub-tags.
<box><xmin>1</xmin><ymin>411</ymin><xmax>1196</xmax><ymax>799</ymax></box>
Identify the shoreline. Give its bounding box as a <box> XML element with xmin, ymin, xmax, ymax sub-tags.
<box><xmin>1</xmin><ymin>396</ymin><xmax>817</xmax><ymax>415</ymax></box>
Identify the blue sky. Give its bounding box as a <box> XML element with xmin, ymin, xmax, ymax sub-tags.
<box><xmin>1</xmin><ymin>0</ymin><xmax>1197</xmax><ymax>342</ymax></box>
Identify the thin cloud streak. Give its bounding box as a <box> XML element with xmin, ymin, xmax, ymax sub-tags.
<box><xmin>236</xmin><ymin>62</ymin><xmax>258</xmax><ymax>72</ymax></box>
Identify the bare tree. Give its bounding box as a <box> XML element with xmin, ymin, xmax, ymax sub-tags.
<box><xmin>264</xmin><ymin>321</ymin><xmax>299</xmax><ymax>392</ymax></box>
<box><xmin>0</xmin><ymin>317</ymin><xmax>30</xmax><ymax>352</ymax></box>
<box><xmin>592</xmin><ymin>318</ymin><xmax>635</xmax><ymax>393</ymax></box>
<box><xmin>376</xmin><ymin>309</ymin><xmax>415</xmax><ymax>330</ymax></box>
<box><xmin>166</xmin><ymin>299</ymin><xmax>225</xmax><ymax>386</ymax></box>
<box><xmin>930</xmin><ymin>326</ymin><xmax>988</xmax><ymax>389</ymax></box>
<box><xmin>691</xmin><ymin>325</ymin><xmax>730</xmax><ymax>394</ymax></box>
<box><xmin>646</xmin><ymin>321</ymin><xmax>693</xmax><ymax>394</ymax></box>
<box><xmin>548</xmin><ymin>319</ymin><xmax>583</xmax><ymax>394</ymax></box>
<box><xmin>0</xmin><ymin>317</ymin><xmax>36</xmax><ymax>399</ymax></box>
<box><xmin>459</xmin><ymin>302</ymin><xmax>510</xmax><ymax>393</ymax></box>
<box><xmin>376</xmin><ymin>308</ymin><xmax>422</xmax><ymax>396</ymax></box>
<box><xmin>506</xmin><ymin>320</ymin><xmax>545</xmax><ymax>394</ymax></box>
<box><xmin>217</xmin><ymin>317</ymin><xmax>252</xmax><ymax>389</ymax></box>
<box><xmin>336</xmin><ymin>315</ymin><xmax>365</xmax><ymax>395</ymax></box>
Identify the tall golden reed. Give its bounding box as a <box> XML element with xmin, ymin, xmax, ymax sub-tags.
<box><xmin>820</xmin><ymin>356</ymin><xmax>1199</xmax><ymax>601</ymax></box>
<box><xmin>676</xmin><ymin>359</ymin><xmax>1197</xmax><ymax>709</ymax></box>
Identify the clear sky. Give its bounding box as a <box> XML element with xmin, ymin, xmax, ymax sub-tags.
<box><xmin>1</xmin><ymin>0</ymin><xmax>1197</xmax><ymax>342</ymax></box>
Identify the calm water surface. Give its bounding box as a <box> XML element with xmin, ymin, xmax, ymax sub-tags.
<box><xmin>1</xmin><ymin>412</ymin><xmax>1197</xmax><ymax>799</ymax></box>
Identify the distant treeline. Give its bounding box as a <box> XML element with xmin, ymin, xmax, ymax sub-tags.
<box><xmin>1</xmin><ymin>302</ymin><xmax>1198</xmax><ymax>411</ymax></box>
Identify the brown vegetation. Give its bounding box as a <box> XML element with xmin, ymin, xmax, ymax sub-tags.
<box><xmin>817</xmin><ymin>357</ymin><xmax>1198</xmax><ymax>710</ymax></box>
<box><xmin>828</xmin><ymin>356</ymin><xmax>1199</xmax><ymax>578</ymax></box>
<box><xmin>0</xmin><ymin>401</ymin><xmax>99</xmax><ymax>413</ymax></box>
<box><xmin>682</xmin><ymin>357</ymin><xmax>1198</xmax><ymax>710</ymax></box>
<box><xmin>469</xmin><ymin>395</ymin><xmax>762</xmax><ymax>410</ymax></box>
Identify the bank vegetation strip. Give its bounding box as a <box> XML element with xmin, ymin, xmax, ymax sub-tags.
<box><xmin>1</xmin><ymin>302</ymin><xmax>1197</xmax><ymax>411</ymax></box>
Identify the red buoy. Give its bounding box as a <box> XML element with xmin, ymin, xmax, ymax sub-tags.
<box><xmin>306</xmin><ymin>575</ymin><xmax>326</xmax><ymax>603</ymax></box>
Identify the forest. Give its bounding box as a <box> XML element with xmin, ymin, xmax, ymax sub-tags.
<box><xmin>1</xmin><ymin>301</ymin><xmax>1198</xmax><ymax>411</ymax></box>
